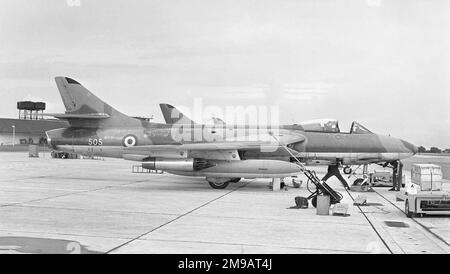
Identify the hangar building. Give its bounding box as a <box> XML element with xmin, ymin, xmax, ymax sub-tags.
<box><xmin>0</xmin><ymin>101</ymin><xmax>68</xmax><ymax>147</ymax></box>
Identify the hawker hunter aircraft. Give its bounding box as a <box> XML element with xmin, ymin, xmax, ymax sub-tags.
<box><xmin>159</xmin><ymin>104</ymin><xmax>418</xmax><ymax>188</ymax></box>
<box><xmin>46</xmin><ymin>77</ymin><xmax>417</xmax><ymax>189</ymax></box>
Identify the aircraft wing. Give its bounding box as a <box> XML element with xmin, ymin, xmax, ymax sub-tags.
<box><xmin>125</xmin><ymin>132</ymin><xmax>305</xmax><ymax>151</ymax></box>
<box><xmin>123</xmin><ymin>132</ymin><xmax>305</xmax><ymax>160</ymax></box>
<box><xmin>124</xmin><ymin>141</ymin><xmax>285</xmax><ymax>152</ymax></box>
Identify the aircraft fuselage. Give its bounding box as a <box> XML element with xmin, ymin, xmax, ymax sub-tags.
<box><xmin>46</xmin><ymin>123</ymin><xmax>417</xmax><ymax>166</ymax></box>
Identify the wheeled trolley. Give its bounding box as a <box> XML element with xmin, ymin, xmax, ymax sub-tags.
<box><xmin>304</xmin><ymin>170</ymin><xmax>343</xmax><ymax>208</ymax></box>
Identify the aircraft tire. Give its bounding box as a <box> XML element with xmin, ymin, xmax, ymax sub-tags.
<box><xmin>311</xmin><ymin>196</ymin><xmax>317</xmax><ymax>208</ymax></box>
<box><xmin>343</xmin><ymin>166</ymin><xmax>352</xmax><ymax>175</ymax></box>
<box><xmin>208</xmin><ymin>181</ymin><xmax>230</xmax><ymax>189</ymax></box>
<box><xmin>353</xmin><ymin>178</ymin><xmax>364</xmax><ymax>186</ymax></box>
<box><xmin>405</xmin><ymin>200</ymin><xmax>414</xmax><ymax>218</ymax></box>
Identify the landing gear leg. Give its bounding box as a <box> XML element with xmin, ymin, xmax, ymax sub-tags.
<box><xmin>353</xmin><ymin>164</ymin><xmax>370</xmax><ymax>187</ymax></box>
<box><xmin>322</xmin><ymin>164</ymin><xmax>350</xmax><ymax>190</ymax></box>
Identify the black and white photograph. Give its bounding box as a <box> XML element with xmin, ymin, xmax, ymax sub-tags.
<box><xmin>0</xmin><ymin>0</ymin><xmax>449</xmax><ymax>258</ymax></box>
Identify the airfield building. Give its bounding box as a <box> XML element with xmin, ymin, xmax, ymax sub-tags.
<box><xmin>0</xmin><ymin>101</ymin><xmax>68</xmax><ymax>147</ymax></box>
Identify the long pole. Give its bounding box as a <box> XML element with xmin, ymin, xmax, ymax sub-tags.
<box><xmin>12</xmin><ymin>125</ymin><xmax>15</xmax><ymax>147</ymax></box>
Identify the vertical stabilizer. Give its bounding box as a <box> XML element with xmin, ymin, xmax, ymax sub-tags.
<box><xmin>159</xmin><ymin>103</ymin><xmax>196</xmax><ymax>125</ymax></box>
<box><xmin>53</xmin><ymin>77</ymin><xmax>139</xmax><ymax>127</ymax></box>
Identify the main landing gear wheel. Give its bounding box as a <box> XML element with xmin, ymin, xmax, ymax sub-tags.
<box><xmin>343</xmin><ymin>166</ymin><xmax>352</xmax><ymax>175</ymax></box>
<box><xmin>311</xmin><ymin>196</ymin><xmax>317</xmax><ymax>208</ymax></box>
<box><xmin>208</xmin><ymin>181</ymin><xmax>230</xmax><ymax>189</ymax></box>
<box><xmin>353</xmin><ymin>178</ymin><xmax>364</xmax><ymax>186</ymax></box>
<box><xmin>405</xmin><ymin>200</ymin><xmax>414</xmax><ymax>218</ymax></box>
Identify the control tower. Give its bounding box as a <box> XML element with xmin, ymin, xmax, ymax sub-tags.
<box><xmin>17</xmin><ymin>101</ymin><xmax>46</xmax><ymax>120</ymax></box>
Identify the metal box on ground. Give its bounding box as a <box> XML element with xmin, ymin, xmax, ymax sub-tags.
<box><xmin>28</xmin><ymin>145</ymin><xmax>39</xmax><ymax>158</ymax></box>
<box><xmin>411</xmin><ymin>164</ymin><xmax>442</xmax><ymax>191</ymax></box>
<box><xmin>316</xmin><ymin>195</ymin><xmax>330</xmax><ymax>215</ymax></box>
<box><xmin>353</xmin><ymin>195</ymin><xmax>367</xmax><ymax>206</ymax></box>
<box><xmin>369</xmin><ymin>171</ymin><xmax>405</xmax><ymax>187</ymax></box>
<box><xmin>332</xmin><ymin>203</ymin><xmax>349</xmax><ymax>216</ymax></box>
<box><xmin>294</xmin><ymin>197</ymin><xmax>308</xmax><ymax>208</ymax></box>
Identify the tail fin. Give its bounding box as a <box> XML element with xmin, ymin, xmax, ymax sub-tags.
<box><xmin>159</xmin><ymin>103</ymin><xmax>196</xmax><ymax>125</ymax></box>
<box><xmin>212</xmin><ymin>117</ymin><xmax>226</xmax><ymax>125</ymax></box>
<box><xmin>55</xmin><ymin>77</ymin><xmax>121</xmax><ymax>115</ymax></box>
<box><xmin>49</xmin><ymin>77</ymin><xmax>138</xmax><ymax>127</ymax></box>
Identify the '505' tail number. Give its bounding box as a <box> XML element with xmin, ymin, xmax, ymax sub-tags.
<box><xmin>88</xmin><ymin>138</ymin><xmax>103</xmax><ymax>146</ymax></box>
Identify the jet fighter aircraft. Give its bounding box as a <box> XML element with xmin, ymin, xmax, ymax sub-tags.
<box><xmin>46</xmin><ymin>77</ymin><xmax>417</xmax><ymax>189</ymax></box>
<box><xmin>159</xmin><ymin>104</ymin><xmax>418</xmax><ymax>188</ymax></box>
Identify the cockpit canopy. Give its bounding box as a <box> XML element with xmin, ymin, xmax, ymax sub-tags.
<box><xmin>300</xmin><ymin>119</ymin><xmax>340</xmax><ymax>133</ymax></box>
<box><xmin>300</xmin><ymin>119</ymin><xmax>372</xmax><ymax>134</ymax></box>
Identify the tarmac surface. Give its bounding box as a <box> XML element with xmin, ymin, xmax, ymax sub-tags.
<box><xmin>0</xmin><ymin>152</ymin><xmax>449</xmax><ymax>254</ymax></box>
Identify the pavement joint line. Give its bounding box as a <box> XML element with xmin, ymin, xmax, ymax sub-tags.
<box><xmin>0</xmin><ymin>186</ymin><xmax>99</xmax><ymax>192</ymax></box>
<box><xmin>374</xmin><ymin>190</ymin><xmax>450</xmax><ymax>248</ymax></box>
<box><xmin>180</xmin><ymin>213</ymin><xmax>371</xmax><ymax>227</ymax></box>
<box><xmin>0</xmin><ymin>180</ymin><xmax>145</xmax><ymax>208</ymax></box>
<box><xmin>137</xmin><ymin>238</ymin><xmax>370</xmax><ymax>254</ymax></box>
<box><xmin>375</xmin><ymin>221</ymin><xmax>407</xmax><ymax>254</ymax></box>
<box><xmin>105</xmin><ymin>181</ymin><xmax>252</xmax><ymax>254</ymax></box>
<box><xmin>16</xmin><ymin>176</ymin><xmax>151</xmax><ymax>183</ymax></box>
<box><xmin>4</xmin><ymin>204</ymin><xmax>181</xmax><ymax>217</ymax></box>
<box><xmin>344</xmin><ymin>188</ymin><xmax>394</xmax><ymax>254</ymax></box>
<box><xmin>356</xmin><ymin>192</ymin><xmax>444</xmax><ymax>254</ymax></box>
<box><xmin>0</xmin><ymin>228</ymin><xmax>135</xmax><ymax>241</ymax></box>
<box><xmin>357</xmin><ymin>199</ymin><xmax>407</xmax><ymax>254</ymax></box>
<box><xmin>0</xmin><ymin>179</ymin><xmax>150</xmax><ymax>192</ymax></box>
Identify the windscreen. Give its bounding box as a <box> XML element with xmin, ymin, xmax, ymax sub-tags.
<box><xmin>350</xmin><ymin>122</ymin><xmax>372</xmax><ymax>134</ymax></box>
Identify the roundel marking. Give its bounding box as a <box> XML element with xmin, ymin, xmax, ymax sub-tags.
<box><xmin>123</xmin><ymin>135</ymin><xmax>138</xmax><ymax>147</ymax></box>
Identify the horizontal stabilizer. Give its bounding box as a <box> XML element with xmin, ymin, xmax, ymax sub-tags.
<box><xmin>41</xmin><ymin>113</ymin><xmax>110</xmax><ymax>119</ymax></box>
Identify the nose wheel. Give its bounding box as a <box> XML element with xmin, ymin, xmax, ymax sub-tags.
<box><xmin>343</xmin><ymin>166</ymin><xmax>352</xmax><ymax>175</ymax></box>
<box><xmin>347</xmin><ymin>164</ymin><xmax>371</xmax><ymax>189</ymax></box>
<box><xmin>353</xmin><ymin>178</ymin><xmax>365</xmax><ymax>185</ymax></box>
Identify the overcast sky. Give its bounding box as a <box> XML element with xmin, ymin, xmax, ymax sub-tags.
<box><xmin>0</xmin><ymin>0</ymin><xmax>448</xmax><ymax>148</ymax></box>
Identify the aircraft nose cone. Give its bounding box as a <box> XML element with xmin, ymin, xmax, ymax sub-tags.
<box><xmin>401</xmin><ymin>140</ymin><xmax>418</xmax><ymax>155</ymax></box>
